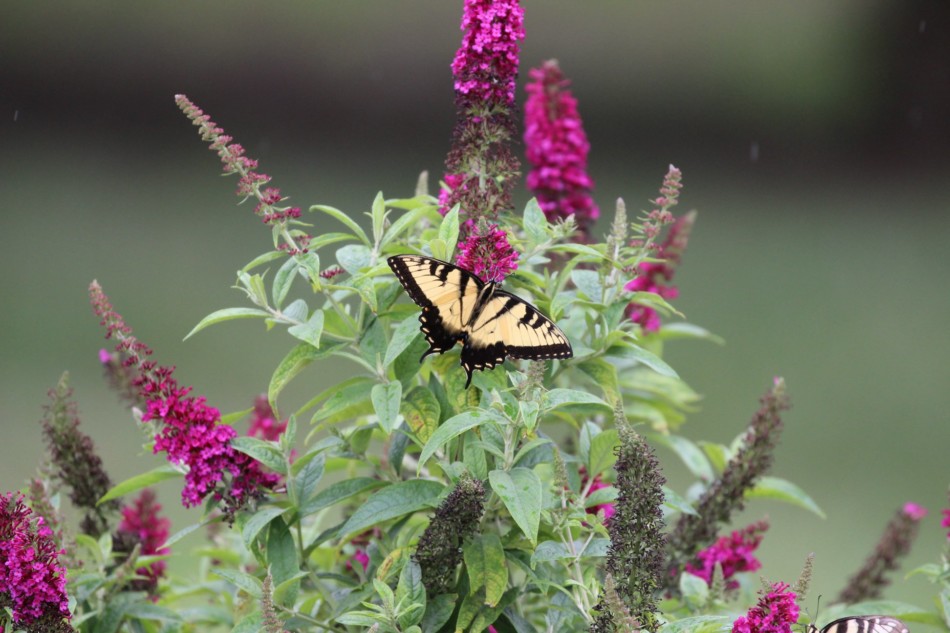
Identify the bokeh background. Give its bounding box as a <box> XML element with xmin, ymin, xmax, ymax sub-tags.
<box><xmin>2</xmin><ymin>0</ymin><xmax>948</xmax><ymax>619</ymax></box>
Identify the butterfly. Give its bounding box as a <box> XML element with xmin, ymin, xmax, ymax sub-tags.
<box><xmin>806</xmin><ymin>616</ymin><xmax>909</xmax><ymax>633</ymax></box>
<box><xmin>387</xmin><ymin>255</ymin><xmax>573</xmax><ymax>388</ymax></box>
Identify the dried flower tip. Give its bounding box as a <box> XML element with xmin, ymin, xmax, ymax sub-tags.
<box><xmin>792</xmin><ymin>553</ymin><xmax>815</xmax><ymax>602</ymax></box>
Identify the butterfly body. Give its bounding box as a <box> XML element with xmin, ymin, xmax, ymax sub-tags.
<box><xmin>387</xmin><ymin>255</ymin><xmax>573</xmax><ymax>387</ymax></box>
<box><xmin>806</xmin><ymin>616</ymin><xmax>909</xmax><ymax>633</ymax></box>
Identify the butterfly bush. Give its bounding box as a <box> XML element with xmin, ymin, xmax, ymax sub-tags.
<box><xmin>9</xmin><ymin>2</ymin><xmax>945</xmax><ymax>632</ymax></box>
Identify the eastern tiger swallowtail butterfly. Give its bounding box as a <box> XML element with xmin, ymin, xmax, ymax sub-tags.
<box><xmin>806</xmin><ymin>616</ymin><xmax>909</xmax><ymax>633</ymax></box>
<box><xmin>387</xmin><ymin>255</ymin><xmax>573</xmax><ymax>387</ymax></box>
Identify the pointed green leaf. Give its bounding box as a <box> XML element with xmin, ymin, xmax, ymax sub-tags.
<box><xmin>401</xmin><ymin>387</ymin><xmax>441</xmax><ymax>445</ymax></box>
<box><xmin>463</xmin><ymin>533</ymin><xmax>508</xmax><ymax>607</ymax></box>
<box><xmin>212</xmin><ymin>569</ymin><xmax>263</xmax><ymax>599</ymax></box>
<box><xmin>372</xmin><ymin>381</ymin><xmax>402</xmax><ymax>435</ymax></box>
<box><xmin>269</xmin><ymin>341</ymin><xmax>346</xmax><ymax>406</ymax></box>
<box><xmin>571</xmin><ymin>269</ymin><xmax>602</xmax><ymax>302</ymax></box>
<box><xmin>438</xmin><ymin>205</ymin><xmax>460</xmax><ymax>259</ymax></box>
<box><xmin>272</xmin><ymin>256</ymin><xmax>298</xmax><ymax>309</ymax></box>
<box><xmin>241</xmin><ymin>507</ymin><xmax>286</xmax><ymax>549</ymax></box>
<box><xmin>340</xmin><ymin>480</ymin><xmax>445</xmax><ymax>537</ymax></box>
<box><xmin>385</xmin><ymin>316</ymin><xmax>423</xmax><ymax>367</ymax></box>
<box><xmin>230</xmin><ymin>437</ymin><xmax>286</xmax><ymax>475</ymax></box>
<box><xmin>489</xmin><ymin>468</ymin><xmax>542</xmax><ymax>544</ymax></box>
<box><xmin>746</xmin><ymin>476</ymin><xmax>825</xmax><ymax>518</ymax></box>
<box><xmin>371</xmin><ymin>191</ymin><xmax>387</xmax><ymax>246</ymax></box>
<box><xmin>98</xmin><ymin>464</ymin><xmax>181</xmax><ymax>505</ymax></box>
<box><xmin>588</xmin><ymin>429</ymin><xmax>619</xmax><ymax>476</ymax></box>
<box><xmin>310</xmin><ymin>204</ymin><xmax>370</xmax><ymax>245</ymax></box>
<box><xmin>523</xmin><ymin>198</ymin><xmax>548</xmax><ymax>243</ymax></box>
<box><xmin>542</xmin><ymin>388</ymin><xmax>610</xmax><ymax>411</ymax></box>
<box><xmin>418</xmin><ymin>410</ymin><xmax>500</xmax><ymax>466</ymax></box>
<box><xmin>608</xmin><ymin>343</ymin><xmax>679</xmax><ymax>377</ymax></box>
<box><xmin>336</xmin><ymin>243</ymin><xmax>373</xmax><ymax>274</ymax></box>
<box><xmin>300</xmin><ymin>477</ymin><xmax>387</xmax><ymax>517</ymax></box>
<box><xmin>184</xmin><ymin>308</ymin><xmax>270</xmax><ymax>340</ymax></box>
<box><xmin>649</xmin><ymin>433</ymin><xmax>714</xmax><ymax>482</ymax></box>
<box><xmin>287</xmin><ymin>309</ymin><xmax>324</xmax><ymax>349</ymax></box>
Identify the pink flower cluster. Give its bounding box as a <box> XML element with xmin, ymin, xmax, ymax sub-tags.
<box><xmin>455</xmin><ymin>224</ymin><xmax>519</xmax><ymax>283</ymax></box>
<box><xmin>451</xmin><ymin>0</ymin><xmax>525</xmax><ymax>108</ymax></box>
<box><xmin>90</xmin><ymin>281</ymin><xmax>279</xmax><ymax>517</ymax></box>
<box><xmin>248</xmin><ymin>394</ymin><xmax>288</xmax><ymax>442</ymax></box>
<box><xmin>524</xmin><ymin>60</ymin><xmax>599</xmax><ymax>236</ymax></box>
<box><xmin>175</xmin><ymin>95</ymin><xmax>309</xmax><ymax>254</ymax></box>
<box><xmin>732</xmin><ymin>582</ymin><xmax>799</xmax><ymax>633</ymax></box>
<box><xmin>686</xmin><ymin>520</ymin><xmax>767</xmax><ymax>589</ymax></box>
<box><xmin>0</xmin><ymin>493</ymin><xmax>70</xmax><ymax>626</ymax></box>
<box><xmin>579</xmin><ymin>467</ymin><xmax>615</xmax><ymax>522</ymax></box>
<box><xmin>902</xmin><ymin>501</ymin><xmax>928</xmax><ymax>522</ymax></box>
<box><xmin>117</xmin><ymin>489</ymin><xmax>171</xmax><ymax>584</ymax></box>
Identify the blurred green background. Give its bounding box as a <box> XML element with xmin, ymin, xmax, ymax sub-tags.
<box><xmin>2</xmin><ymin>0</ymin><xmax>949</xmax><ymax>617</ymax></box>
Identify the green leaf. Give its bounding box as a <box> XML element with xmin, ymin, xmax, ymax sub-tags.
<box><xmin>530</xmin><ymin>539</ymin><xmax>610</xmax><ymax>564</ymax></box>
<box><xmin>300</xmin><ymin>477</ymin><xmax>387</xmax><ymax>517</ymax></box>
<box><xmin>401</xmin><ymin>387</ymin><xmax>441</xmax><ymax>445</ymax></box>
<box><xmin>272</xmin><ymin>256</ymin><xmax>298</xmax><ymax>309</ymax></box>
<box><xmin>311</xmin><ymin>376</ymin><xmax>375</xmax><ymax>423</ymax></box>
<box><xmin>661</xmin><ymin>615</ymin><xmax>730</xmax><ymax>633</ymax></box>
<box><xmin>267</xmin><ymin>518</ymin><xmax>298</xmax><ymax>604</ymax></box>
<box><xmin>241</xmin><ymin>507</ymin><xmax>286</xmax><ymax>549</ymax></box>
<box><xmin>372</xmin><ymin>381</ymin><xmax>403</xmax><ymax>435</ymax></box>
<box><xmin>383</xmin><ymin>206</ymin><xmax>430</xmax><ymax>247</ymax></box>
<box><xmin>438</xmin><ymin>205</ymin><xmax>460</xmax><ymax>259</ymax></box>
<box><xmin>588</xmin><ymin>429</ymin><xmax>619</xmax><ymax>476</ymax></box>
<box><xmin>571</xmin><ymin>269</ymin><xmax>602</xmax><ymax>302</ymax></box>
<box><xmin>658</xmin><ymin>322</ymin><xmax>725</xmax><ymax>345</ymax></box>
<box><xmin>542</xmin><ymin>388</ymin><xmax>610</xmax><ymax>411</ymax></box>
<box><xmin>577</xmin><ymin>358</ymin><xmax>619</xmax><ymax>404</ymax></box>
<box><xmin>310</xmin><ymin>204</ymin><xmax>370</xmax><ymax>245</ymax></box>
<box><xmin>242</xmin><ymin>250</ymin><xmax>285</xmax><ymax>273</ymax></box>
<box><xmin>523</xmin><ymin>198</ymin><xmax>548</xmax><ymax>243</ymax></box>
<box><xmin>608</xmin><ymin>342</ymin><xmax>679</xmax><ymax>377</ymax></box>
<box><xmin>287</xmin><ymin>308</ymin><xmax>325</xmax><ymax>348</ymax></box>
<box><xmin>98</xmin><ymin>464</ymin><xmax>181</xmax><ymax>505</ymax></box>
<box><xmin>371</xmin><ymin>191</ymin><xmax>387</xmax><ymax>246</ymax></box>
<box><xmin>396</xmin><ymin>559</ymin><xmax>426</xmax><ymax>629</ymax></box>
<box><xmin>230</xmin><ymin>437</ymin><xmax>287</xmax><ymax>475</ymax></box>
<box><xmin>463</xmin><ymin>430</ymin><xmax>489</xmax><ymax>480</ymax></box>
<box><xmin>662</xmin><ymin>486</ymin><xmax>698</xmax><ymax>516</ymax></box>
<box><xmin>340</xmin><ymin>479</ymin><xmax>445</xmax><ymax>536</ymax></box>
<box><xmin>489</xmin><ymin>468</ymin><xmax>542</xmax><ymax>544</ymax></box>
<box><xmin>747</xmin><ymin>476</ymin><xmax>825</xmax><ymax>518</ymax></box>
<box><xmin>269</xmin><ymin>341</ymin><xmax>346</xmax><ymax>406</ymax></box>
<box><xmin>385</xmin><ymin>316</ymin><xmax>423</xmax><ymax>367</ymax></box>
<box><xmin>679</xmin><ymin>569</ymin><xmax>709</xmax><ymax>608</ymax></box>
<box><xmin>122</xmin><ymin>602</ymin><xmax>182</xmax><ymax>624</ymax></box>
<box><xmin>183</xmin><ymin>308</ymin><xmax>270</xmax><ymax>340</ymax></box>
<box><xmin>212</xmin><ymin>569</ymin><xmax>263</xmax><ymax>599</ymax></box>
<box><xmin>420</xmin><ymin>594</ymin><xmax>457</xmax><ymax>633</ymax></box>
<box><xmin>649</xmin><ymin>433</ymin><xmax>714</xmax><ymax>482</ymax></box>
<box><xmin>291</xmin><ymin>451</ymin><xmax>325</xmax><ymax>506</ymax></box>
<box><xmin>464</xmin><ymin>533</ymin><xmax>508</xmax><ymax>607</ymax></box>
<box><xmin>418</xmin><ymin>409</ymin><xmax>500</xmax><ymax>466</ymax></box>
<box><xmin>336</xmin><ymin>243</ymin><xmax>373</xmax><ymax>275</ymax></box>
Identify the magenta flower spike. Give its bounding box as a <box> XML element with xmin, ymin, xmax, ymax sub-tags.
<box><xmin>524</xmin><ymin>60</ymin><xmax>599</xmax><ymax>237</ymax></box>
<box><xmin>90</xmin><ymin>281</ymin><xmax>279</xmax><ymax>518</ymax></box>
<box><xmin>440</xmin><ymin>0</ymin><xmax>525</xmax><ymax>225</ymax></box>
<box><xmin>117</xmin><ymin>489</ymin><xmax>171</xmax><ymax>590</ymax></box>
